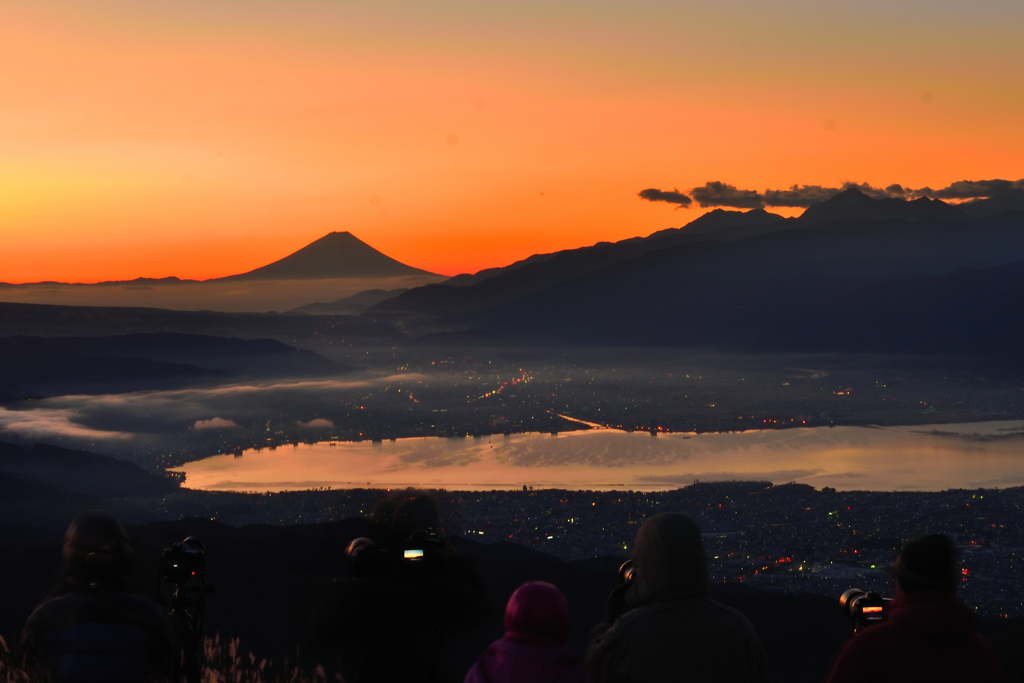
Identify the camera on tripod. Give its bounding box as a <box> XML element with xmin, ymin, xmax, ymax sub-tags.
<box><xmin>160</xmin><ymin>537</ymin><xmax>206</xmax><ymax>584</ymax></box>
<box><xmin>159</xmin><ymin>536</ymin><xmax>214</xmax><ymax>683</ymax></box>
<box><xmin>839</xmin><ymin>588</ymin><xmax>891</xmax><ymax>633</ymax></box>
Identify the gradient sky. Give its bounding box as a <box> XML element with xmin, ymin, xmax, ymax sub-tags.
<box><xmin>2</xmin><ymin>0</ymin><xmax>1022</xmax><ymax>282</ymax></box>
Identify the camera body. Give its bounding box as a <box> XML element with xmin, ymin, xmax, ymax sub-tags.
<box><xmin>840</xmin><ymin>588</ymin><xmax>892</xmax><ymax>633</ymax></box>
<box><xmin>160</xmin><ymin>537</ymin><xmax>206</xmax><ymax>585</ymax></box>
<box><xmin>401</xmin><ymin>530</ymin><xmax>444</xmax><ymax>561</ymax></box>
<box><xmin>346</xmin><ymin>531</ymin><xmax>446</xmax><ymax>579</ymax></box>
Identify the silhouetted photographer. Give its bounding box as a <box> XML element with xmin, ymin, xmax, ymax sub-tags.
<box><xmin>307</xmin><ymin>490</ymin><xmax>487</xmax><ymax>683</ymax></box>
<box><xmin>20</xmin><ymin>513</ymin><xmax>173</xmax><ymax>683</ymax></box>
<box><xmin>827</xmin><ymin>533</ymin><xmax>999</xmax><ymax>683</ymax></box>
<box><xmin>586</xmin><ymin>513</ymin><xmax>768</xmax><ymax>683</ymax></box>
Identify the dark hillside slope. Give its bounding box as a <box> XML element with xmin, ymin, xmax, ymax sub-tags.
<box><xmin>0</xmin><ymin>333</ymin><xmax>343</xmax><ymax>397</ymax></box>
<box><xmin>381</xmin><ymin>192</ymin><xmax>1022</xmax><ymax>330</ymax></box>
<box><xmin>443</xmin><ymin>209</ymin><xmax>786</xmax><ymax>289</ymax></box>
<box><xmin>461</xmin><ymin>213</ymin><xmax>1024</xmax><ymax>350</ymax></box>
<box><xmin>375</xmin><ymin>209</ymin><xmax>786</xmax><ymax>317</ymax></box>
<box><xmin>757</xmin><ymin>259</ymin><xmax>1024</xmax><ymax>354</ymax></box>
<box><xmin>0</xmin><ymin>441</ymin><xmax>178</xmax><ymax>498</ymax></box>
<box><xmin>0</xmin><ymin>301</ymin><xmax>403</xmax><ymax>343</ymax></box>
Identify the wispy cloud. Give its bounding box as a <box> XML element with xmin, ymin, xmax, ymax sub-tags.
<box><xmin>299</xmin><ymin>418</ymin><xmax>334</xmax><ymax>429</ymax></box>
<box><xmin>923</xmin><ymin>178</ymin><xmax>1024</xmax><ymax>200</ymax></box>
<box><xmin>638</xmin><ymin>188</ymin><xmax>692</xmax><ymax>208</ymax></box>
<box><xmin>0</xmin><ymin>407</ymin><xmax>130</xmax><ymax>442</ymax></box>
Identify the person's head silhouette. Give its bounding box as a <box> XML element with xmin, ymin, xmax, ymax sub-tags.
<box><xmin>371</xmin><ymin>489</ymin><xmax>443</xmax><ymax>546</ymax></box>
<box><xmin>61</xmin><ymin>512</ymin><xmax>132</xmax><ymax>591</ymax></box>
<box><xmin>893</xmin><ymin>534</ymin><xmax>958</xmax><ymax>595</ymax></box>
<box><xmin>628</xmin><ymin>513</ymin><xmax>708</xmax><ymax>605</ymax></box>
<box><xmin>504</xmin><ymin>581</ymin><xmax>571</xmax><ymax>646</ymax></box>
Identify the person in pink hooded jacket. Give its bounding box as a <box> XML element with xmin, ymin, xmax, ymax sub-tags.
<box><xmin>465</xmin><ymin>581</ymin><xmax>592</xmax><ymax>683</ymax></box>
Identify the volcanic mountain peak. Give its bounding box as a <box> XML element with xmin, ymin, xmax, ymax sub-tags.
<box><xmin>219</xmin><ymin>231</ymin><xmax>438</xmax><ymax>281</ymax></box>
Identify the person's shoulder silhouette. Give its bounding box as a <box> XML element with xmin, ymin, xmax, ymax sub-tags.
<box><xmin>587</xmin><ymin>513</ymin><xmax>768</xmax><ymax>683</ymax></box>
<box><xmin>20</xmin><ymin>513</ymin><xmax>172</xmax><ymax>683</ymax></box>
<box><xmin>827</xmin><ymin>534</ymin><xmax>999</xmax><ymax>683</ymax></box>
<box><xmin>307</xmin><ymin>490</ymin><xmax>486</xmax><ymax>683</ymax></box>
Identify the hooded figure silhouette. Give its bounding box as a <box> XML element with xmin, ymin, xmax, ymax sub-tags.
<box><xmin>586</xmin><ymin>513</ymin><xmax>768</xmax><ymax>683</ymax></box>
<box><xmin>465</xmin><ymin>581</ymin><xmax>591</xmax><ymax>683</ymax></box>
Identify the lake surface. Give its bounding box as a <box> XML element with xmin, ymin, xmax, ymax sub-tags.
<box><xmin>173</xmin><ymin>420</ymin><xmax>1024</xmax><ymax>493</ymax></box>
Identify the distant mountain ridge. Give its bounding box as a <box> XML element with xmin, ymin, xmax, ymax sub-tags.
<box><xmin>374</xmin><ymin>208</ymin><xmax>789</xmax><ymax>316</ymax></box>
<box><xmin>796</xmin><ymin>188</ymin><xmax>964</xmax><ymax>225</ymax></box>
<box><xmin>0</xmin><ymin>232</ymin><xmax>437</xmax><ymax>286</ymax></box>
<box><xmin>0</xmin><ymin>232</ymin><xmax>443</xmax><ymax>312</ymax></box>
<box><xmin>218</xmin><ymin>231</ymin><xmax>437</xmax><ymax>281</ymax></box>
<box><xmin>372</xmin><ymin>189</ymin><xmax>1024</xmax><ymax>326</ymax></box>
<box><xmin>0</xmin><ymin>333</ymin><xmax>345</xmax><ymax>398</ymax></box>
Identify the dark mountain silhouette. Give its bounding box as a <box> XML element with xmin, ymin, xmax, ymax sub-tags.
<box><xmin>0</xmin><ymin>472</ymin><xmax>114</xmax><ymax>532</ymax></box>
<box><xmin>0</xmin><ymin>301</ymin><xmax>404</xmax><ymax>343</ymax></box>
<box><xmin>403</xmin><ymin>211</ymin><xmax>1024</xmax><ymax>351</ymax></box>
<box><xmin>443</xmin><ymin>209</ymin><xmax>787</xmax><ymax>289</ymax></box>
<box><xmin>0</xmin><ymin>441</ymin><xmax>178</xmax><ymax>499</ymax></box>
<box><xmin>796</xmin><ymin>188</ymin><xmax>964</xmax><ymax>225</ymax></box>
<box><xmin>0</xmin><ymin>441</ymin><xmax>176</xmax><ymax>533</ymax></box>
<box><xmin>289</xmin><ymin>288</ymin><xmax>409</xmax><ymax>315</ymax></box>
<box><xmin>376</xmin><ymin>193</ymin><xmax>1024</xmax><ymax>324</ymax></box>
<box><xmin>0</xmin><ymin>276</ymin><xmax>197</xmax><ymax>288</ymax></box>
<box><xmin>0</xmin><ymin>333</ymin><xmax>344</xmax><ymax>397</ymax></box>
<box><xmin>669</xmin><ymin>207</ymin><xmax>787</xmax><ymax>236</ymax></box>
<box><xmin>0</xmin><ymin>337</ymin><xmax>220</xmax><ymax>397</ymax></box>
<box><xmin>757</xmin><ymin>258</ymin><xmax>1024</xmax><ymax>354</ymax></box>
<box><xmin>219</xmin><ymin>232</ymin><xmax>437</xmax><ymax>281</ymax></box>
<box><xmin>375</xmin><ymin>209</ymin><xmax>787</xmax><ymax>317</ymax></box>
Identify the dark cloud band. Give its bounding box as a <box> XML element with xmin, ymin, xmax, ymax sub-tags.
<box><xmin>691</xmin><ymin>182</ymin><xmax>764</xmax><ymax>209</ymax></box>
<box><xmin>637</xmin><ymin>178</ymin><xmax>1023</xmax><ymax>209</ymax></box>
<box><xmin>638</xmin><ymin>188</ymin><xmax>692</xmax><ymax>208</ymax></box>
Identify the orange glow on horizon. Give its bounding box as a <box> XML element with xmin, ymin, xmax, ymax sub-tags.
<box><xmin>2</xmin><ymin>2</ymin><xmax>1022</xmax><ymax>283</ymax></box>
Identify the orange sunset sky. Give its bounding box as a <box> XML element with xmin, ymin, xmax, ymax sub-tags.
<box><xmin>2</xmin><ymin>0</ymin><xmax>1022</xmax><ymax>282</ymax></box>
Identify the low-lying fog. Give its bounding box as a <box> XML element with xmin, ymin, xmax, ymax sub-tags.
<box><xmin>0</xmin><ymin>275</ymin><xmax>438</xmax><ymax>312</ymax></box>
<box><xmin>2</xmin><ymin>347</ymin><xmax>1022</xmax><ymax>491</ymax></box>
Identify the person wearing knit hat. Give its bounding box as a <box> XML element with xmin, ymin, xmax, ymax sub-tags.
<box><xmin>827</xmin><ymin>534</ymin><xmax>1000</xmax><ymax>683</ymax></box>
<box><xmin>586</xmin><ymin>513</ymin><xmax>768</xmax><ymax>683</ymax></box>
<box><xmin>465</xmin><ymin>582</ymin><xmax>591</xmax><ymax>683</ymax></box>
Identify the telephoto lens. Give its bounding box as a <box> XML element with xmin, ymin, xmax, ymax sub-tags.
<box><xmin>618</xmin><ymin>559</ymin><xmax>634</xmax><ymax>584</ymax></box>
<box><xmin>839</xmin><ymin>588</ymin><xmax>890</xmax><ymax>633</ymax></box>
